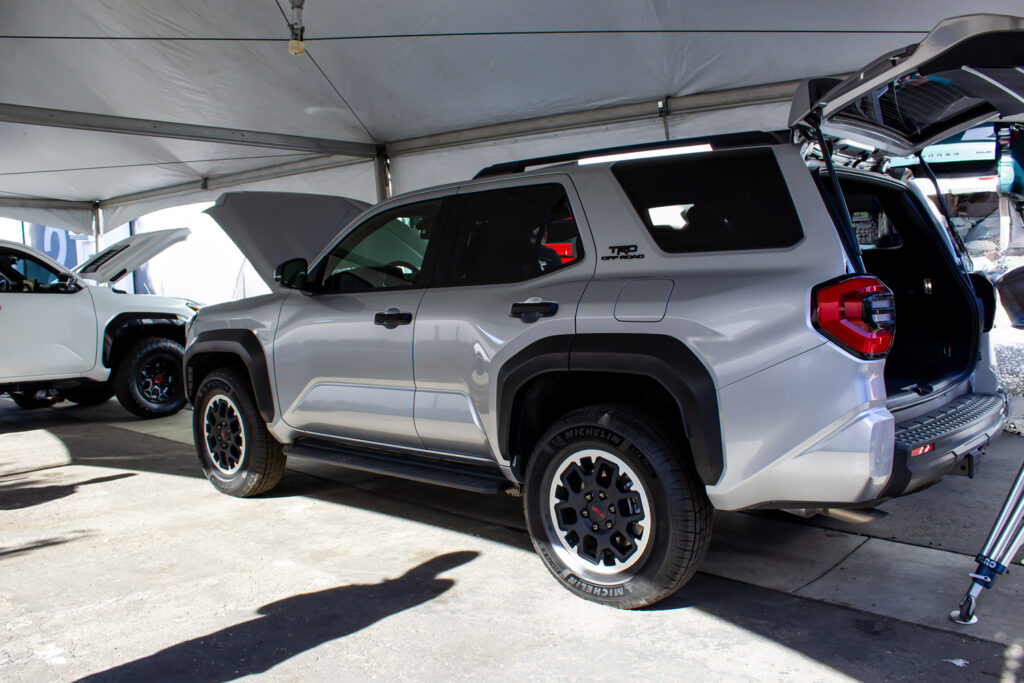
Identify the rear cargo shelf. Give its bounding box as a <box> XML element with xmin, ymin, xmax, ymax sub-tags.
<box><xmin>894</xmin><ymin>393</ymin><xmax>1005</xmax><ymax>452</ymax></box>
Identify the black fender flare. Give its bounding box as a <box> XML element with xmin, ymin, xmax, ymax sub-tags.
<box><xmin>184</xmin><ymin>330</ymin><xmax>275</xmax><ymax>422</ymax></box>
<box><xmin>103</xmin><ymin>313</ymin><xmax>187</xmax><ymax>367</ymax></box>
<box><xmin>497</xmin><ymin>333</ymin><xmax>723</xmax><ymax>486</ymax></box>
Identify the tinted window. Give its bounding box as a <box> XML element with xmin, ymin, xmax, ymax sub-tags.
<box><xmin>612</xmin><ymin>149</ymin><xmax>803</xmax><ymax>253</ymax></box>
<box><xmin>447</xmin><ymin>183</ymin><xmax>583</xmax><ymax>285</ymax></box>
<box><xmin>0</xmin><ymin>249</ymin><xmax>62</xmax><ymax>293</ymax></box>
<box><xmin>833</xmin><ymin>72</ymin><xmax>987</xmax><ymax>145</ymax></box>
<box><xmin>318</xmin><ymin>199</ymin><xmax>440</xmax><ymax>294</ymax></box>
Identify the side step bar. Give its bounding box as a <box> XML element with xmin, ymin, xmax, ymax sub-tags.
<box><xmin>282</xmin><ymin>439</ymin><xmax>512</xmax><ymax>494</ymax></box>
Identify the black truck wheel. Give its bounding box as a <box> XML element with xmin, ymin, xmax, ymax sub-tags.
<box><xmin>193</xmin><ymin>367</ymin><xmax>285</xmax><ymax>497</ymax></box>
<box><xmin>524</xmin><ymin>404</ymin><xmax>712</xmax><ymax>609</ymax></box>
<box><xmin>113</xmin><ymin>337</ymin><xmax>186</xmax><ymax>418</ymax></box>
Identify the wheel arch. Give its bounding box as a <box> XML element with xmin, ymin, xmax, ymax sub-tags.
<box><xmin>184</xmin><ymin>330</ymin><xmax>275</xmax><ymax>422</ymax></box>
<box><xmin>498</xmin><ymin>334</ymin><xmax>723</xmax><ymax>486</ymax></box>
<box><xmin>103</xmin><ymin>313</ymin><xmax>187</xmax><ymax>369</ymax></box>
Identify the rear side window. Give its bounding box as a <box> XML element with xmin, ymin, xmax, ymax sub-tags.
<box><xmin>445</xmin><ymin>183</ymin><xmax>583</xmax><ymax>285</ymax></box>
<box><xmin>612</xmin><ymin>148</ymin><xmax>803</xmax><ymax>253</ymax></box>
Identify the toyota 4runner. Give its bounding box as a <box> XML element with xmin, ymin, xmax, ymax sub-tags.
<box><xmin>185</xmin><ymin>15</ymin><xmax>1021</xmax><ymax>607</ymax></box>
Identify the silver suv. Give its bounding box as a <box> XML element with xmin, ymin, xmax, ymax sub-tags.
<box><xmin>185</xmin><ymin>15</ymin><xmax>1021</xmax><ymax>607</ymax></box>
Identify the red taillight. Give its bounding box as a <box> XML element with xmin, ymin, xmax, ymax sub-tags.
<box><xmin>813</xmin><ymin>276</ymin><xmax>895</xmax><ymax>359</ymax></box>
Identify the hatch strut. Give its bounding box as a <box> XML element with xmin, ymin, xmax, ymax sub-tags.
<box><xmin>811</xmin><ymin>114</ymin><xmax>866</xmax><ymax>273</ymax></box>
<box><xmin>917</xmin><ymin>154</ymin><xmax>972</xmax><ymax>270</ymax></box>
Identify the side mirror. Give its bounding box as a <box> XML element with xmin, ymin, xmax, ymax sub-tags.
<box><xmin>274</xmin><ymin>258</ymin><xmax>309</xmax><ymax>290</ymax></box>
<box><xmin>54</xmin><ymin>274</ymin><xmax>82</xmax><ymax>293</ymax></box>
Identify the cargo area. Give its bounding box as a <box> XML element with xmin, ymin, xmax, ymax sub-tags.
<box><xmin>829</xmin><ymin>172</ymin><xmax>980</xmax><ymax>399</ymax></box>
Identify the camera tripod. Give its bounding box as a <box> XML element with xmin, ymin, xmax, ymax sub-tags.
<box><xmin>950</xmin><ymin>433</ymin><xmax>1024</xmax><ymax>625</ymax></box>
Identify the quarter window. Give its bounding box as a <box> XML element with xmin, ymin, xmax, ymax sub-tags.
<box><xmin>612</xmin><ymin>149</ymin><xmax>804</xmax><ymax>253</ymax></box>
<box><xmin>317</xmin><ymin>199</ymin><xmax>441</xmax><ymax>294</ymax></box>
<box><xmin>446</xmin><ymin>183</ymin><xmax>583</xmax><ymax>285</ymax></box>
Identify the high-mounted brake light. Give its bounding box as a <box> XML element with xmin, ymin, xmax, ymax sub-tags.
<box><xmin>812</xmin><ymin>276</ymin><xmax>895</xmax><ymax>359</ymax></box>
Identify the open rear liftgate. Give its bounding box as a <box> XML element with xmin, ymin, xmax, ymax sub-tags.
<box><xmin>952</xmin><ymin>267</ymin><xmax>1024</xmax><ymax>625</ymax></box>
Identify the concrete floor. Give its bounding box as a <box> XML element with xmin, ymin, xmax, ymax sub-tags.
<box><xmin>1</xmin><ymin>398</ymin><xmax>1022</xmax><ymax>681</ymax></box>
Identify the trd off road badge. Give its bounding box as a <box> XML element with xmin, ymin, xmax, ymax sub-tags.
<box><xmin>602</xmin><ymin>244</ymin><xmax>645</xmax><ymax>261</ymax></box>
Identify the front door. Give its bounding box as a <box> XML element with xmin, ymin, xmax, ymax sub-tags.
<box><xmin>273</xmin><ymin>195</ymin><xmax>449</xmax><ymax>448</ymax></box>
<box><xmin>0</xmin><ymin>246</ymin><xmax>97</xmax><ymax>380</ymax></box>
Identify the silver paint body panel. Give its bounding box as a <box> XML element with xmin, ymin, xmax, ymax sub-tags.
<box><xmin>190</xmin><ymin>140</ymin><xmax>996</xmax><ymax>510</ymax></box>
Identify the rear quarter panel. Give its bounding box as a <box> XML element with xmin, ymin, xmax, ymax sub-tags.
<box><xmin>570</xmin><ymin>145</ymin><xmax>892</xmax><ymax>508</ymax></box>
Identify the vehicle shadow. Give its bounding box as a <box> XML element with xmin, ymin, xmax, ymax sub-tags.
<box><xmin>0</xmin><ymin>473</ymin><xmax>135</xmax><ymax>511</ymax></box>
<box><xmin>76</xmin><ymin>551</ymin><xmax>478</xmax><ymax>683</ymax></box>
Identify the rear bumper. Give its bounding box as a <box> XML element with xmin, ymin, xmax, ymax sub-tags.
<box><xmin>881</xmin><ymin>392</ymin><xmax>1007</xmax><ymax>498</ymax></box>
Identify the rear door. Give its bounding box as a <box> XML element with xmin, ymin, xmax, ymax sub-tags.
<box><xmin>412</xmin><ymin>177</ymin><xmax>596</xmax><ymax>461</ymax></box>
<box><xmin>790</xmin><ymin>14</ymin><xmax>1024</xmax><ymax>156</ymax></box>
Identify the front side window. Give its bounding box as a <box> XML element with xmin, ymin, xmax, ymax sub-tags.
<box><xmin>612</xmin><ymin>148</ymin><xmax>804</xmax><ymax>253</ymax></box>
<box><xmin>317</xmin><ymin>199</ymin><xmax>441</xmax><ymax>294</ymax></box>
<box><xmin>0</xmin><ymin>249</ymin><xmax>62</xmax><ymax>293</ymax></box>
<box><xmin>446</xmin><ymin>183</ymin><xmax>583</xmax><ymax>286</ymax></box>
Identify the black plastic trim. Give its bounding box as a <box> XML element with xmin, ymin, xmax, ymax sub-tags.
<box><xmin>184</xmin><ymin>329</ymin><xmax>275</xmax><ymax>422</ymax></box>
<box><xmin>970</xmin><ymin>272</ymin><xmax>996</xmax><ymax>333</ymax></box>
<box><xmin>497</xmin><ymin>334</ymin><xmax>723</xmax><ymax>486</ymax></box>
<box><xmin>474</xmin><ymin>130</ymin><xmax>791</xmax><ymax>178</ymax></box>
<box><xmin>102</xmin><ymin>313</ymin><xmax>186</xmax><ymax>367</ymax></box>
<box><xmin>284</xmin><ymin>438</ymin><xmax>510</xmax><ymax>494</ymax></box>
<box><xmin>881</xmin><ymin>392</ymin><xmax>1006</xmax><ymax>498</ymax></box>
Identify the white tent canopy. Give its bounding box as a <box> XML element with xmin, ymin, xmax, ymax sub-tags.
<box><xmin>1</xmin><ymin>1</ymin><xmax>1022</xmax><ymax>234</ymax></box>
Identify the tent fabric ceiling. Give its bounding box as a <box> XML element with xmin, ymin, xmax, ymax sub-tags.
<box><xmin>1</xmin><ymin>1</ymin><xmax>1022</xmax><ymax>233</ymax></box>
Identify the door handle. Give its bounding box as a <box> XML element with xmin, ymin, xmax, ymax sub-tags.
<box><xmin>510</xmin><ymin>301</ymin><xmax>559</xmax><ymax>318</ymax></box>
<box><xmin>374</xmin><ymin>307</ymin><xmax>413</xmax><ymax>328</ymax></box>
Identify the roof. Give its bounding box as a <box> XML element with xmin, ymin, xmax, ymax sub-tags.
<box><xmin>1</xmin><ymin>1</ymin><xmax>1022</xmax><ymax>233</ymax></box>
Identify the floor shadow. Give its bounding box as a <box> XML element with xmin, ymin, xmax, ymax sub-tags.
<box><xmin>0</xmin><ymin>473</ymin><xmax>135</xmax><ymax>510</ymax></box>
<box><xmin>77</xmin><ymin>551</ymin><xmax>478</xmax><ymax>683</ymax></box>
<box><xmin>655</xmin><ymin>574</ymin><xmax>1008</xmax><ymax>681</ymax></box>
<box><xmin>0</xmin><ymin>533</ymin><xmax>88</xmax><ymax>559</ymax></box>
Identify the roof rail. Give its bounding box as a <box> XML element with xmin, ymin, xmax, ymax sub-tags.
<box><xmin>473</xmin><ymin>130</ymin><xmax>790</xmax><ymax>179</ymax></box>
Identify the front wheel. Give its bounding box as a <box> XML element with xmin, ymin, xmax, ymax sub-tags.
<box><xmin>524</xmin><ymin>404</ymin><xmax>712</xmax><ymax>609</ymax></box>
<box><xmin>114</xmin><ymin>337</ymin><xmax>187</xmax><ymax>418</ymax></box>
<box><xmin>193</xmin><ymin>368</ymin><xmax>285</xmax><ymax>497</ymax></box>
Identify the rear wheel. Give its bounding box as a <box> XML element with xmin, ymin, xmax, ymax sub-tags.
<box><xmin>114</xmin><ymin>337</ymin><xmax>186</xmax><ymax>418</ymax></box>
<box><xmin>524</xmin><ymin>404</ymin><xmax>712</xmax><ymax>609</ymax></box>
<box><xmin>193</xmin><ymin>367</ymin><xmax>285</xmax><ymax>497</ymax></box>
<box><xmin>62</xmin><ymin>382</ymin><xmax>115</xmax><ymax>407</ymax></box>
<box><xmin>8</xmin><ymin>389</ymin><xmax>60</xmax><ymax>410</ymax></box>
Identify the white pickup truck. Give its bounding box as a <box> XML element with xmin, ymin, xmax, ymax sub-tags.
<box><xmin>0</xmin><ymin>229</ymin><xmax>199</xmax><ymax>417</ymax></box>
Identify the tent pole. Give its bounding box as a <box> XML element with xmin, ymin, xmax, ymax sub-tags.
<box><xmin>374</xmin><ymin>147</ymin><xmax>391</xmax><ymax>203</ymax></box>
<box><xmin>92</xmin><ymin>203</ymin><xmax>102</xmax><ymax>254</ymax></box>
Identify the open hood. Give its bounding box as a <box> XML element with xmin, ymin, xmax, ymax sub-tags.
<box><xmin>73</xmin><ymin>227</ymin><xmax>189</xmax><ymax>284</ymax></box>
<box><xmin>790</xmin><ymin>14</ymin><xmax>1024</xmax><ymax>156</ymax></box>
<box><xmin>205</xmin><ymin>192</ymin><xmax>371</xmax><ymax>288</ymax></box>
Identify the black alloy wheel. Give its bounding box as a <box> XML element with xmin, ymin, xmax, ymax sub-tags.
<box><xmin>203</xmin><ymin>394</ymin><xmax>246</xmax><ymax>476</ymax></box>
<box><xmin>193</xmin><ymin>367</ymin><xmax>285</xmax><ymax>497</ymax></box>
<box><xmin>113</xmin><ymin>337</ymin><xmax>187</xmax><ymax>418</ymax></box>
<box><xmin>137</xmin><ymin>354</ymin><xmax>179</xmax><ymax>405</ymax></box>
<box><xmin>525</xmin><ymin>404</ymin><xmax>712</xmax><ymax>609</ymax></box>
